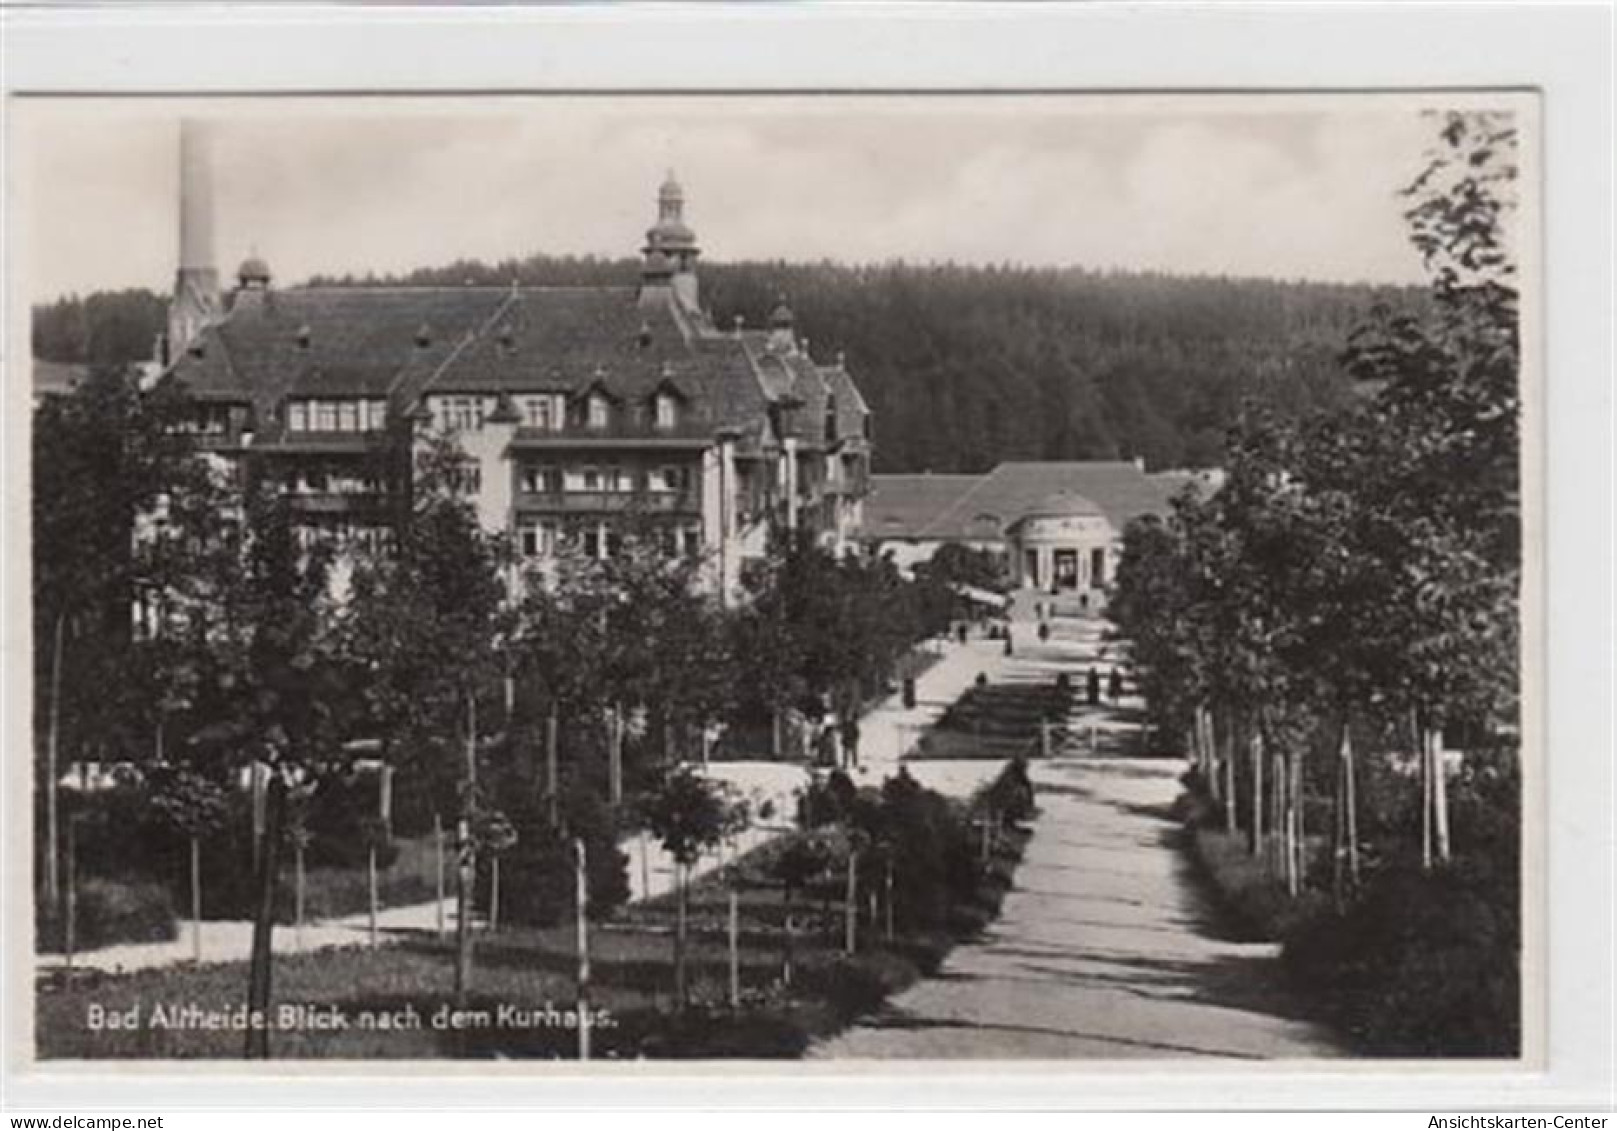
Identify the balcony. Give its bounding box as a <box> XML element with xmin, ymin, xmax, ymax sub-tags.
<box><xmin>283</xmin><ymin>490</ymin><xmax>393</xmax><ymax>516</ymax></box>
<box><xmin>510</xmin><ymin>422</ymin><xmax>713</xmax><ymax>451</ymax></box>
<box><xmin>515</xmin><ymin>489</ymin><xmax>701</xmax><ymax>516</ymax></box>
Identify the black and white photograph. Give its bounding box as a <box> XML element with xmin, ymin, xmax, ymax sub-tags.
<box><xmin>14</xmin><ymin>90</ymin><xmax>1539</xmax><ymax>1068</ymax></box>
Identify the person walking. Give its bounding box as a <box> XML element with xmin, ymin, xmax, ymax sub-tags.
<box><xmin>1087</xmin><ymin>666</ymin><xmax>1101</xmax><ymax>706</ymax></box>
<box><xmin>840</xmin><ymin>716</ymin><xmax>861</xmax><ymax>770</ymax></box>
<box><xmin>1107</xmin><ymin>667</ymin><xmax>1124</xmax><ymax>702</ymax></box>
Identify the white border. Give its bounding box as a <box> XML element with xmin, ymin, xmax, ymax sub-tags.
<box><xmin>1</xmin><ymin>0</ymin><xmax>1611</xmax><ymax>1113</ymax></box>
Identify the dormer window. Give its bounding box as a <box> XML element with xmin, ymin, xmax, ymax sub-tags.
<box><xmin>440</xmin><ymin>396</ymin><xmax>485</xmax><ymax>432</ymax></box>
<box><xmin>520</xmin><ymin>395</ymin><xmax>562</xmax><ymax>431</ymax></box>
<box><xmin>655</xmin><ymin>393</ymin><xmax>678</xmax><ymax>431</ymax></box>
<box><xmin>285</xmin><ymin>398</ymin><xmax>387</xmax><ymax>433</ymax></box>
<box><xmin>588</xmin><ymin>394</ymin><xmax>611</xmax><ymax>430</ymax></box>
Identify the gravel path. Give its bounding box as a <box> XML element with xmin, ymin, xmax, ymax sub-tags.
<box><xmin>811</xmin><ymin>752</ymin><xmax>1343</xmax><ymax>1060</ymax></box>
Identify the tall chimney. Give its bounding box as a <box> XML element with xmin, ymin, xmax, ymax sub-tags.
<box><xmin>168</xmin><ymin>120</ymin><xmax>222</xmax><ymax>359</ymax></box>
<box><xmin>179</xmin><ymin>122</ymin><xmax>216</xmax><ymax>271</ymax></box>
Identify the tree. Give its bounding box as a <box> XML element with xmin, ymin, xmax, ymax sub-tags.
<box><xmin>736</xmin><ymin>529</ymin><xmax>929</xmax><ymax>761</ymax></box>
<box><xmin>640</xmin><ymin>767</ymin><xmax>747</xmax><ymax>1006</ymax></box>
<box><xmin>32</xmin><ymin>368</ymin><xmax>200</xmax><ymax>905</ymax></box>
<box><xmin>1334</xmin><ymin>110</ymin><xmax>1521</xmax><ymax>866</ymax></box>
<box><xmin>766</xmin><ymin>832</ymin><xmax>837</xmax><ymax>985</ymax></box>
<box><xmin>146</xmin><ymin>763</ymin><xmax>230</xmax><ymax>963</ymax></box>
<box><xmin>1110</xmin><ymin>110</ymin><xmax>1521</xmax><ymax>888</ymax></box>
<box><xmin>343</xmin><ymin>436</ymin><xmax>508</xmax><ymax>1003</ymax></box>
<box><xmin>160</xmin><ymin>487</ymin><xmax>350</xmax><ymax>1058</ymax></box>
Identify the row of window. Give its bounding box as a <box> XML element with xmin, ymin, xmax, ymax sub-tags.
<box><xmin>519</xmin><ymin>464</ymin><xmax>693</xmax><ymax>495</ymax></box>
<box><xmin>287</xmin><ymin>399</ymin><xmax>390</xmax><ymax>433</ymax></box>
<box><xmin>292</xmin><ymin>522</ymin><xmax>391</xmax><ymax>556</ymax></box>
<box><xmin>517</xmin><ymin>520</ymin><xmax>702</xmax><ymax>561</ymax></box>
<box><xmin>432</xmin><ymin>392</ymin><xmax>680</xmax><ymax>433</ymax></box>
<box><xmin>284</xmin><ymin>468</ymin><xmax>382</xmax><ymax>496</ymax></box>
<box><xmin>171</xmin><ymin>405</ymin><xmax>237</xmax><ymax>436</ymax></box>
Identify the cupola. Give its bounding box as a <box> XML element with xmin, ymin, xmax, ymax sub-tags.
<box><xmin>237</xmin><ymin>252</ymin><xmax>272</xmax><ymax>290</ymax></box>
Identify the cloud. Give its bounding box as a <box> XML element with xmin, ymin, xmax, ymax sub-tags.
<box><xmin>20</xmin><ymin>95</ymin><xmax>1446</xmax><ymax>302</ymax></box>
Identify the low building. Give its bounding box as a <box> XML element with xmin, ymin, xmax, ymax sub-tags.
<box><xmin>859</xmin><ymin>461</ymin><xmax>1204</xmax><ymax>605</ymax></box>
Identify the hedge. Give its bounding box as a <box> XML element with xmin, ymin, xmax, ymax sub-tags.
<box><xmin>36</xmin><ymin>879</ymin><xmax>177</xmax><ymax>953</ymax></box>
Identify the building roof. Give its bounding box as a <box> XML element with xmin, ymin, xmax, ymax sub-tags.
<box><xmin>860</xmin><ymin>473</ymin><xmax>982</xmax><ymax>540</ymax></box>
<box><xmin>821</xmin><ymin>359</ymin><xmax>870</xmax><ymax>447</ymax></box>
<box><xmin>860</xmin><ymin>461</ymin><xmax>1186</xmax><ymax>541</ymax></box>
<box><xmin>160</xmin><ymin>278</ymin><xmax>862</xmax><ymax>456</ymax></box>
<box><xmin>1011</xmin><ymin>489</ymin><xmax>1106</xmax><ymax>523</ymax></box>
<box><xmin>166</xmin><ymin>286</ymin><xmax>511</xmax><ymax>410</ymax></box>
<box><xmin>32</xmin><ymin>358</ymin><xmax>90</xmax><ymax>398</ymax></box>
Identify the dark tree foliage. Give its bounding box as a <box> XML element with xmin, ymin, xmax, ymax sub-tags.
<box><xmin>296</xmin><ymin>258</ymin><xmax>1415</xmax><ymax>473</ymax></box>
<box><xmin>39</xmin><ymin>263</ymin><xmax>1414</xmax><ymax>476</ymax></box>
<box><xmin>31</xmin><ymin>290</ymin><xmax>168</xmax><ymax>367</ymax></box>
<box><xmin>32</xmin><ymin>368</ymin><xmax>204</xmax><ymax>767</ymax></box>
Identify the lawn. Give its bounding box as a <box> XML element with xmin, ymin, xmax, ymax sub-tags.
<box><xmin>37</xmin><ymin>823</ymin><xmax>1031</xmax><ymax>1060</ymax></box>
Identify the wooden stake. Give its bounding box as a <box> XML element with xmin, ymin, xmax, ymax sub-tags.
<box><xmin>844</xmin><ymin>851</ymin><xmax>858</xmax><ymax>955</ymax></box>
<box><xmin>433</xmin><ymin>813</ymin><xmax>446</xmax><ymax>940</ymax></box>
<box><xmin>250</xmin><ymin>762</ymin><xmax>267</xmax><ymax>873</ymax></box>
<box><xmin>1429</xmin><ymin>726</ymin><xmax>1451</xmax><ymax>864</ymax></box>
<box><xmin>191</xmin><ymin>835</ymin><xmax>203</xmax><ymax>964</ymax></box>
<box><xmin>1291</xmin><ymin>750</ymin><xmax>1305</xmax><ymax>895</ymax></box>
<box><xmin>674</xmin><ymin>862</ymin><xmax>689</xmax><ymax>1006</ymax></box>
<box><xmin>640</xmin><ymin>832</ymin><xmax>652</xmax><ymax>900</ymax></box>
<box><xmin>490</xmin><ymin>856</ymin><xmax>501</xmax><ymax>934</ymax></box>
<box><xmin>884</xmin><ymin>858</ymin><xmax>895</xmax><ymax>942</ymax></box>
<box><xmin>608</xmin><ymin>706</ymin><xmax>624</xmax><ymax>807</ymax></box>
<box><xmin>1344</xmin><ymin>729</ymin><xmax>1360</xmax><ymax>886</ymax></box>
<box><xmin>1250</xmin><ymin>729</ymin><xmax>1264</xmax><ymax>857</ymax></box>
<box><xmin>1419</xmin><ymin>714</ymin><xmax>1433</xmax><ymax>870</ymax></box>
<box><xmin>1267</xmin><ymin>751</ymin><xmax>1279</xmax><ymax>874</ymax></box>
<box><xmin>454</xmin><ymin>817</ymin><xmax>474</xmax><ymax>1005</ymax></box>
<box><xmin>45</xmin><ymin>613</ymin><xmax>64</xmax><ymax>908</ymax></box>
<box><xmin>1221</xmin><ymin>716</ymin><xmax>1237</xmax><ymax>833</ymax></box>
<box><xmin>728</xmin><ymin>887</ymin><xmax>740</xmax><ymax>1009</ymax></box>
<box><xmin>575</xmin><ymin>838</ymin><xmax>590</xmax><ymax>1061</ymax></box>
<box><xmin>294</xmin><ymin>841</ymin><xmax>305</xmax><ymax>952</ymax></box>
<box><xmin>367</xmin><ymin>845</ymin><xmax>379</xmax><ymax>949</ymax></box>
<box><xmin>63</xmin><ymin>815</ymin><xmax>77</xmax><ymax>976</ymax></box>
<box><xmin>545</xmin><ymin>709</ymin><xmax>559</xmax><ymax>827</ymax></box>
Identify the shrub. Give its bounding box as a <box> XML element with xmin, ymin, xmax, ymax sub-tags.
<box><xmin>1187</xmin><ymin>827</ymin><xmax>1325</xmax><ymax>941</ymax></box>
<box><xmin>798</xmin><ymin>769</ymin><xmax>857</xmax><ymax>828</ymax></box>
<box><xmin>36</xmin><ymin>879</ymin><xmax>177</xmax><ymax>953</ymax></box>
<box><xmin>978</xmin><ymin>756</ymin><xmax>1036</xmax><ymax>824</ymax></box>
<box><xmin>484</xmin><ymin>786</ymin><xmax>629</xmax><ymax>927</ymax></box>
<box><xmin>302</xmin><ymin>768</ymin><xmax>401</xmax><ymax>869</ymax></box>
<box><xmin>47</xmin><ymin>785</ymin><xmax>172</xmax><ymax>887</ymax></box>
<box><xmin>1283</xmin><ymin>861</ymin><xmax>1519</xmax><ymax>1057</ymax></box>
<box><xmin>275</xmin><ymin>836</ymin><xmax>441</xmax><ymax>924</ymax></box>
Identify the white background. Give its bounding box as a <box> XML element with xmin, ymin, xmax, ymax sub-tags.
<box><xmin>1</xmin><ymin>0</ymin><xmax>1611</xmax><ymax>1114</ymax></box>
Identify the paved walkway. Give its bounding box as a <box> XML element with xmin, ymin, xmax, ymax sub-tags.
<box><xmin>812</xmin><ymin>615</ymin><xmax>1343</xmax><ymax>1061</ymax></box>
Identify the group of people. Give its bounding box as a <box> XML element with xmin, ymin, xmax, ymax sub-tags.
<box><xmin>1086</xmin><ymin>665</ymin><xmax>1125</xmax><ymax>705</ymax></box>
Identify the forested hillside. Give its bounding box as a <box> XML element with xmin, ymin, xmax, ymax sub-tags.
<box><xmin>34</xmin><ymin>261</ymin><xmax>1418</xmax><ymax>473</ymax></box>
<box><xmin>31</xmin><ymin>290</ymin><xmax>169</xmax><ymax>370</ymax></box>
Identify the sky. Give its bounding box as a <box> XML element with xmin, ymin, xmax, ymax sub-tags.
<box><xmin>17</xmin><ymin>94</ymin><xmax>1459</xmax><ymax>302</ymax></box>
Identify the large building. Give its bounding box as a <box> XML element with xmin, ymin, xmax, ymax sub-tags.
<box><xmin>159</xmin><ymin>124</ymin><xmax>871</xmax><ymax>600</ymax></box>
<box><xmin>859</xmin><ymin>461</ymin><xmax>1207</xmax><ymax>604</ymax></box>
